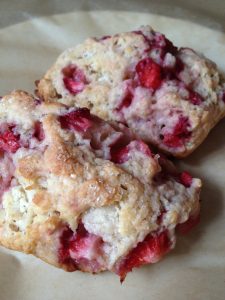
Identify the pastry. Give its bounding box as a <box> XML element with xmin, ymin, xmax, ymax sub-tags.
<box><xmin>37</xmin><ymin>26</ymin><xmax>225</xmax><ymax>157</ymax></box>
<box><xmin>0</xmin><ymin>91</ymin><xmax>201</xmax><ymax>280</ymax></box>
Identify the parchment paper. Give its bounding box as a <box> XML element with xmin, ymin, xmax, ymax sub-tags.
<box><xmin>0</xmin><ymin>11</ymin><xmax>224</xmax><ymax>300</ymax></box>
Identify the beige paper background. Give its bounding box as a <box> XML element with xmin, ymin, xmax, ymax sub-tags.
<box><xmin>0</xmin><ymin>11</ymin><xmax>224</xmax><ymax>300</ymax></box>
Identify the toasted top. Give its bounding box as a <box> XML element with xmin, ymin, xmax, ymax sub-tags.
<box><xmin>37</xmin><ymin>25</ymin><xmax>225</xmax><ymax>157</ymax></box>
<box><xmin>0</xmin><ymin>90</ymin><xmax>201</xmax><ymax>271</ymax></box>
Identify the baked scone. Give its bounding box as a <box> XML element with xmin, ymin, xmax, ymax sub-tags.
<box><xmin>37</xmin><ymin>26</ymin><xmax>225</xmax><ymax>157</ymax></box>
<box><xmin>0</xmin><ymin>91</ymin><xmax>201</xmax><ymax>280</ymax></box>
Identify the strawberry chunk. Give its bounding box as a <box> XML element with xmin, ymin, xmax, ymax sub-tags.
<box><xmin>175</xmin><ymin>58</ymin><xmax>184</xmax><ymax>74</ymax></box>
<box><xmin>69</xmin><ymin>227</ymin><xmax>103</xmax><ymax>262</ymax></box>
<box><xmin>134</xmin><ymin>31</ymin><xmax>177</xmax><ymax>56</ymax></box>
<box><xmin>179</xmin><ymin>171</ymin><xmax>193</xmax><ymax>187</ymax></box>
<box><xmin>115</xmin><ymin>230</ymin><xmax>171</xmax><ymax>281</ymax></box>
<box><xmin>136</xmin><ymin>58</ymin><xmax>162</xmax><ymax>90</ymax></box>
<box><xmin>58</xmin><ymin>226</ymin><xmax>78</xmax><ymax>271</ymax></box>
<box><xmin>62</xmin><ymin>64</ymin><xmax>88</xmax><ymax>95</ymax></box>
<box><xmin>132</xmin><ymin>140</ymin><xmax>152</xmax><ymax>156</ymax></box>
<box><xmin>189</xmin><ymin>91</ymin><xmax>203</xmax><ymax>105</ymax></box>
<box><xmin>59</xmin><ymin>108</ymin><xmax>93</xmax><ymax>133</ymax></box>
<box><xmin>110</xmin><ymin>140</ymin><xmax>151</xmax><ymax>164</ymax></box>
<box><xmin>163</xmin><ymin>116</ymin><xmax>191</xmax><ymax>148</ymax></box>
<box><xmin>33</xmin><ymin>121</ymin><xmax>45</xmax><ymax>141</ymax></box>
<box><xmin>58</xmin><ymin>223</ymin><xmax>103</xmax><ymax>272</ymax></box>
<box><xmin>0</xmin><ymin>128</ymin><xmax>20</xmax><ymax>153</ymax></box>
<box><xmin>163</xmin><ymin>38</ymin><xmax>178</xmax><ymax>55</ymax></box>
<box><xmin>153</xmin><ymin>34</ymin><xmax>178</xmax><ymax>56</ymax></box>
<box><xmin>163</xmin><ymin>134</ymin><xmax>181</xmax><ymax>148</ymax></box>
<box><xmin>116</xmin><ymin>89</ymin><xmax>133</xmax><ymax>112</ymax></box>
<box><xmin>176</xmin><ymin>213</ymin><xmax>200</xmax><ymax>235</ymax></box>
<box><xmin>110</xmin><ymin>145</ymin><xmax>130</xmax><ymax>164</ymax></box>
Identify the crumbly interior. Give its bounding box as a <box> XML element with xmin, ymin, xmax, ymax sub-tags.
<box><xmin>0</xmin><ymin>91</ymin><xmax>201</xmax><ymax>274</ymax></box>
<box><xmin>37</xmin><ymin>25</ymin><xmax>225</xmax><ymax>157</ymax></box>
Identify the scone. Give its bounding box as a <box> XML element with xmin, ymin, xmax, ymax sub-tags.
<box><xmin>37</xmin><ymin>25</ymin><xmax>225</xmax><ymax>157</ymax></box>
<box><xmin>0</xmin><ymin>91</ymin><xmax>201</xmax><ymax>281</ymax></box>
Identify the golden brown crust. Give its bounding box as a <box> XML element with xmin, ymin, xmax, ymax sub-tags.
<box><xmin>0</xmin><ymin>90</ymin><xmax>201</xmax><ymax>274</ymax></box>
<box><xmin>37</xmin><ymin>26</ymin><xmax>225</xmax><ymax>158</ymax></box>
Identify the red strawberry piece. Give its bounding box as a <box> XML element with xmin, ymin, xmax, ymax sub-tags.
<box><xmin>110</xmin><ymin>145</ymin><xmax>130</xmax><ymax>164</ymax></box>
<box><xmin>58</xmin><ymin>223</ymin><xmax>103</xmax><ymax>272</ymax></box>
<box><xmin>188</xmin><ymin>91</ymin><xmax>203</xmax><ymax>105</ymax></box>
<box><xmin>33</xmin><ymin>121</ymin><xmax>45</xmax><ymax>141</ymax></box>
<box><xmin>116</xmin><ymin>89</ymin><xmax>133</xmax><ymax>112</ymax></box>
<box><xmin>110</xmin><ymin>140</ymin><xmax>152</xmax><ymax>164</ymax></box>
<box><xmin>115</xmin><ymin>230</ymin><xmax>171</xmax><ymax>282</ymax></box>
<box><xmin>134</xmin><ymin>30</ymin><xmax>177</xmax><ymax>56</ymax></box>
<box><xmin>62</xmin><ymin>64</ymin><xmax>88</xmax><ymax>95</ymax></box>
<box><xmin>164</xmin><ymin>38</ymin><xmax>178</xmax><ymax>55</ymax></box>
<box><xmin>58</xmin><ymin>226</ymin><xmax>78</xmax><ymax>271</ymax></box>
<box><xmin>59</xmin><ymin>108</ymin><xmax>93</xmax><ymax>133</ymax></box>
<box><xmin>136</xmin><ymin>58</ymin><xmax>162</xmax><ymax>90</ymax></box>
<box><xmin>132</xmin><ymin>140</ymin><xmax>152</xmax><ymax>156</ymax></box>
<box><xmin>173</xmin><ymin>117</ymin><xmax>190</xmax><ymax>136</ymax></box>
<box><xmin>176</xmin><ymin>212</ymin><xmax>200</xmax><ymax>235</ymax></box>
<box><xmin>0</xmin><ymin>128</ymin><xmax>20</xmax><ymax>153</ymax></box>
<box><xmin>153</xmin><ymin>33</ymin><xmax>166</xmax><ymax>48</ymax></box>
<box><xmin>163</xmin><ymin>133</ymin><xmax>181</xmax><ymax>148</ymax></box>
<box><xmin>163</xmin><ymin>116</ymin><xmax>191</xmax><ymax>148</ymax></box>
<box><xmin>179</xmin><ymin>171</ymin><xmax>193</xmax><ymax>187</ymax></box>
<box><xmin>175</xmin><ymin>58</ymin><xmax>184</xmax><ymax>74</ymax></box>
<box><xmin>163</xmin><ymin>58</ymin><xmax>184</xmax><ymax>80</ymax></box>
<box><xmin>153</xmin><ymin>34</ymin><xmax>177</xmax><ymax>54</ymax></box>
<box><xmin>69</xmin><ymin>225</ymin><xmax>103</xmax><ymax>261</ymax></box>
<box><xmin>151</xmin><ymin>34</ymin><xmax>178</xmax><ymax>61</ymax></box>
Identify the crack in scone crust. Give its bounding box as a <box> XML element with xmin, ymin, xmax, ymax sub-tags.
<box><xmin>0</xmin><ymin>90</ymin><xmax>201</xmax><ymax>279</ymax></box>
<box><xmin>37</xmin><ymin>25</ymin><xmax>225</xmax><ymax>157</ymax></box>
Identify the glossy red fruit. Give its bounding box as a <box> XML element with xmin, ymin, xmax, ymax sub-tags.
<box><xmin>176</xmin><ymin>213</ymin><xmax>200</xmax><ymax>235</ymax></box>
<box><xmin>116</xmin><ymin>89</ymin><xmax>133</xmax><ymax>112</ymax></box>
<box><xmin>62</xmin><ymin>64</ymin><xmax>88</xmax><ymax>95</ymax></box>
<box><xmin>58</xmin><ymin>226</ymin><xmax>78</xmax><ymax>271</ymax></box>
<box><xmin>136</xmin><ymin>58</ymin><xmax>162</xmax><ymax>90</ymax></box>
<box><xmin>0</xmin><ymin>128</ymin><xmax>20</xmax><ymax>153</ymax></box>
<box><xmin>179</xmin><ymin>171</ymin><xmax>193</xmax><ymax>187</ymax></box>
<box><xmin>134</xmin><ymin>31</ymin><xmax>177</xmax><ymax>56</ymax></box>
<box><xmin>116</xmin><ymin>230</ymin><xmax>171</xmax><ymax>282</ymax></box>
<box><xmin>59</xmin><ymin>108</ymin><xmax>93</xmax><ymax>133</ymax></box>
<box><xmin>33</xmin><ymin>121</ymin><xmax>45</xmax><ymax>141</ymax></box>
<box><xmin>164</xmin><ymin>38</ymin><xmax>178</xmax><ymax>55</ymax></box>
<box><xmin>58</xmin><ymin>223</ymin><xmax>103</xmax><ymax>272</ymax></box>
<box><xmin>188</xmin><ymin>91</ymin><xmax>203</xmax><ymax>105</ymax></box>
<box><xmin>110</xmin><ymin>145</ymin><xmax>130</xmax><ymax>164</ymax></box>
<box><xmin>153</xmin><ymin>34</ymin><xmax>178</xmax><ymax>56</ymax></box>
<box><xmin>110</xmin><ymin>140</ymin><xmax>152</xmax><ymax>164</ymax></box>
<box><xmin>163</xmin><ymin>117</ymin><xmax>190</xmax><ymax>148</ymax></box>
<box><xmin>132</xmin><ymin>140</ymin><xmax>152</xmax><ymax>156</ymax></box>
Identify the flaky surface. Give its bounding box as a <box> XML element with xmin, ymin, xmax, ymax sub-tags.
<box><xmin>37</xmin><ymin>25</ymin><xmax>225</xmax><ymax>157</ymax></box>
<box><xmin>0</xmin><ymin>91</ymin><xmax>201</xmax><ymax>277</ymax></box>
